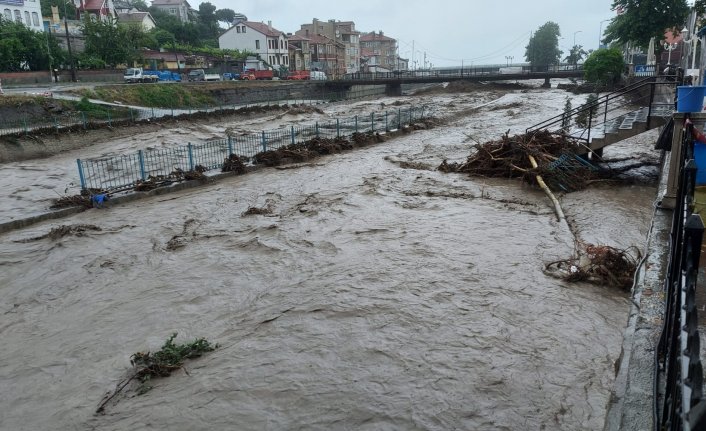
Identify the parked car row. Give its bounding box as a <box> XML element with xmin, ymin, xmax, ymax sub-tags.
<box><xmin>123</xmin><ymin>68</ymin><xmax>328</xmax><ymax>84</ymax></box>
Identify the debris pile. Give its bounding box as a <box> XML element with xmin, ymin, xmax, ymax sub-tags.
<box><xmin>545</xmin><ymin>243</ymin><xmax>641</xmax><ymax>290</ymax></box>
<box><xmin>221</xmin><ymin>154</ymin><xmax>246</xmax><ymax>174</ymax></box>
<box><xmin>438</xmin><ymin>130</ymin><xmax>611</xmax><ymax>192</ymax></box>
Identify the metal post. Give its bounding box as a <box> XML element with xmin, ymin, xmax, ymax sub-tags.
<box><xmin>398</xmin><ymin>108</ymin><xmax>401</xmax><ymax>129</ymax></box>
<box><xmin>228</xmin><ymin>136</ymin><xmax>233</xmax><ymax>155</ymax></box>
<box><xmin>76</xmin><ymin>159</ymin><xmax>86</xmax><ymax>190</ymax></box>
<box><xmin>138</xmin><ymin>149</ymin><xmax>146</xmax><ymax>180</ymax></box>
<box><xmin>355</xmin><ymin>115</ymin><xmax>358</xmax><ymax>133</ymax></box>
<box><xmin>371</xmin><ymin>112</ymin><xmax>375</xmax><ymax>132</ymax></box>
<box><xmin>647</xmin><ymin>82</ymin><xmax>656</xmax><ymax>130</ymax></box>
<box><xmin>316</xmin><ymin>122</ymin><xmax>319</xmax><ymax>137</ymax></box>
<box><xmin>23</xmin><ymin>119</ymin><xmax>28</xmax><ymax>135</ymax></box>
<box><xmin>187</xmin><ymin>142</ymin><xmax>194</xmax><ymax>171</ymax></box>
<box><xmin>385</xmin><ymin>111</ymin><xmax>389</xmax><ymax>132</ymax></box>
<box><xmin>81</xmin><ymin>112</ymin><xmax>87</xmax><ymax>129</ymax></box>
<box><xmin>337</xmin><ymin>119</ymin><xmax>340</xmax><ymax>137</ymax></box>
<box><xmin>107</xmin><ymin>111</ymin><xmax>111</xmax><ymax>127</ymax></box>
<box><xmin>291</xmin><ymin>126</ymin><xmax>295</xmax><ymax>145</ymax></box>
<box><xmin>261</xmin><ymin>131</ymin><xmax>267</xmax><ymax>152</ymax></box>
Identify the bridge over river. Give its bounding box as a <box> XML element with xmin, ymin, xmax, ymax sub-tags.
<box><xmin>326</xmin><ymin>64</ymin><xmax>585</xmax><ymax>95</ymax></box>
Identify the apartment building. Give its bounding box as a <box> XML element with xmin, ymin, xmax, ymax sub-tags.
<box><xmin>296</xmin><ymin>18</ymin><xmax>360</xmax><ymax>75</ymax></box>
<box><xmin>360</xmin><ymin>31</ymin><xmax>398</xmax><ymax>72</ymax></box>
<box><xmin>219</xmin><ymin>20</ymin><xmax>289</xmax><ymax>69</ymax></box>
<box><xmin>1</xmin><ymin>0</ymin><xmax>43</xmax><ymax>32</ymax></box>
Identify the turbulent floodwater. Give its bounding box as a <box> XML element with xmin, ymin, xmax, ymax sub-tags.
<box><xmin>0</xmin><ymin>81</ymin><xmax>659</xmax><ymax>430</ymax></box>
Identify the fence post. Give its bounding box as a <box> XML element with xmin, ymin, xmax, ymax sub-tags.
<box><xmin>76</xmin><ymin>159</ymin><xmax>86</xmax><ymax>190</ymax></box>
<box><xmin>228</xmin><ymin>136</ymin><xmax>233</xmax><ymax>155</ymax></box>
<box><xmin>316</xmin><ymin>122</ymin><xmax>320</xmax><ymax>138</ymax></box>
<box><xmin>107</xmin><ymin>111</ymin><xmax>112</xmax><ymax>127</ymax></box>
<box><xmin>371</xmin><ymin>112</ymin><xmax>375</xmax><ymax>132</ymax></box>
<box><xmin>291</xmin><ymin>126</ymin><xmax>295</xmax><ymax>145</ymax></box>
<box><xmin>261</xmin><ymin>131</ymin><xmax>267</xmax><ymax>152</ymax></box>
<box><xmin>152</xmin><ymin>107</ymin><xmax>155</xmax><ymax>119</ymax></box>
<box><xmin>23</xmin><ymin>118</ymin><xmax>28</xmax><ymax>135</ymax></box>
<box><xmin>398</xmin><ymin>108</ymin><xmax>401</xmax><ymax>129</ymax></box>
<box><xmin>81</xmin><ymin>112</ymin><xmax>87</xmax><ymax>129</ymax></box>
<box><xmin>385</xmin><ymin>111</ymin><xmax>389</xmax><ymax>132</ymax></box>
<box><xmin>138</xmin><ymin>149</ymin><xmax>146</xmax><ymax>180</ymax></box>
<box><xmin>188</xmin><ymin>142</ymin><xmax>194</xmax><ymax>171</ymax></box>
<box><xmin>337</xmin><ymin>119</ymin><xmax>340</xmax><ymax>138</ymax></box>
<box><xmin>130</xmin><ymin>108</ymin><xmax>134</xmax><ymax>123</ymax></box>
<box><xmin>54</xmin><ymin>117</ymin><xmax>59</xmax><ymax>133</ymax></box>
<box><xmin>355</xmin><ymin>115</ymin><xmax>358</xmax><ymax>133</ymax></box>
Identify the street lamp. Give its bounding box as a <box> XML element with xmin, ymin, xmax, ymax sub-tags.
<box><xmin>573</xmin><ymin>30</ymin><xmax>583</xmax><ymax>48</ymax></box>
<box><xmin>681</xmin><ymin>26</ymin><xmax>699</xmax><ymax>70</ymax></box>
<box><xmin>63</xmin><ymin>1</ymin><xmax>77</xmax><ymax>82</ymax></box>
<box><xmin>505</xmin><ymin>55</ymin><xmax>514</xmax><ymax>66</ymax></box>
<box><xmin>664</xmin><ymin>41</ymin><xmax>679</xmax><ymax>65</ymax></box>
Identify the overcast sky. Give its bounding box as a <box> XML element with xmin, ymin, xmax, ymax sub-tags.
<box><xmin>197</xmin><ymin>0</ymin><xmax>616</xmax><ymax>67</ymax></box>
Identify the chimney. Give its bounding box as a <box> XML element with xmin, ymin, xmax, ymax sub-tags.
<box><xmin>268</xmin><ymin>20</ymin><xmax>272</xmax><ymax>31</ymax></box>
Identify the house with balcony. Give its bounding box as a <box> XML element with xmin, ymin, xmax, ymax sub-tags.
<box><xmin>150</xmin><ymin>0</ymin><xmax>192</xmax><ymax>23</ymax></box>
<box><xmin>218</xmin><ymin>20</ymin><xmax>289</xmax><ymax>70</ymax></box>
<box><xmin>76</xmin><ymin>0</ymin><xmax>116</xmax><ymax>21</ymax></box>
<box><xmin>287</xmin><ymin>34</ymin><xmax>311</xmax><ymax>71</ymax></box>
<box><xmin>360</xmin><ymin>31</ymin><xmax>398</xmax><ymax>72</ymax></box>
<box><xmin>1</xmin><ymin>0</ymin><xmax>44</xmax><ymax>32</ymax></box>
<box><xmin>296</xmin><ymin>19</ymin><xmax>360</xmax><ymax>75</ymax></box>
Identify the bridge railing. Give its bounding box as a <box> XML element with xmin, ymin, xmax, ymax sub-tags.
<box><xmin>656</xmin><ymin>120</ymin><xmax>706</xmax><ymax>431</ymax></box>
<box><xmin>525</xmin><ymin>76</ymin><xmax>678</xmax><ymax>143</ymax></box>
<box><xmin>338</xmin><ymin>63</ymin><xmax>583</xmax><ymax>81</ymax></box>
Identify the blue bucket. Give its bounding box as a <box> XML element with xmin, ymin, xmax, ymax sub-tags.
<box><xmin>677</xmin><ymin>86</ymin><xmax>706</xmax><ymax>112</ymax></box>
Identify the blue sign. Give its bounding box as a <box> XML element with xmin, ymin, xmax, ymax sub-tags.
<box><xmin>635</xmin><ymin>65</ymin><xmax>648</xmax><ymax>73</ymax></box>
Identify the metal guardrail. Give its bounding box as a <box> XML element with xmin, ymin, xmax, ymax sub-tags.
<box><xmin>75</xmin><ymin>105</ymin><xmax>428</xmax><ymax>192</ymax></box>
<box><xmin>525</xmin><ymin>76</ymin><xmax>678</xmax><ymax>143</ymax></box>
<box><xmin>656</xmin><ymin>120</ymin><xmax>706</xmax><ymax>431</ymax></box>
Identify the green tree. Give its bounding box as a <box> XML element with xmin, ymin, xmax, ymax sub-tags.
<box><xmin>0</xmin><ymin>17</ymin><xmax>59</xmax><ymax>71</ymax></box>
<box><xmin>603</xmin><ymin>0</ymin><xmax>690</xmax><ymax>47</ymax></box>
<box><xmin>525</xmin><ymin>22</ymin><xmax>561</xmax><ymax>69</ymax></box>
<box><xmin>562</xmin><ymin>97</ymin><xmax>572</xmax><ymax>131</ymax></box>
<box><xmin>215</xmin><ymin>9</ymin><xmax>236</xmax><ymax>27</ymax></box>
<box><xmin>564</xmin><ymin>45</ymin><xmax>588</xmax><ymax>65</ymax></box>
<box><xmin>583</xmin><ymin>48</ymin><xmax>624</xmax><ymax>86</ymax></box>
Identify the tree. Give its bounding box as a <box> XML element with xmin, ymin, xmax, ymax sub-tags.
<box><xmin>564</xmin><ymin>45</ymin><xmax>588</xmax><ymax>65</ymax></box>
<box><xmin>576</xmin><ymin>94</ymin><xmax>600</xmax><ymax>128</ymax></box>
<box><xmin>562</xmin><ymin>97</ymin><xmax>572</xmax><ymax>131</ymax></box>
<box><xmin>525</xmin><ymin>22</ymin><xmax>561</xmax><ymax>69</ymax></box>
<box><xmin>603</xmin><ymin>0</ymin><xmax>690</xmax><ymax>47</ymax></box>
<box><xmin>583</xmin><ymin>48</ymin><xmax>624</xmax><ymax>86</ymax></box>
<box><xmin>0</xmin><ymin>17</ymin><xmax>59</xmax><ymax>71</ymax></box>
<box><xmin>215</xmin><ymin>9</ymin><xmax>236</xmax><ymax>27</ymax></box>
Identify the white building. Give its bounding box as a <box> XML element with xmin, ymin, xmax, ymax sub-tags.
<box><xmin>219</xmin><ymin>20</ymin><xmax>289</xmax><ymax>69</ymax></box>
<box><xmin>1</xmin><ymin>0</ymin><xmax>44</xmax><ymax>32</ymax></box>
<box><xmin>150</xmin><ymin>0</ymin><xmax>191</xmax><ymax>23</ymax></box>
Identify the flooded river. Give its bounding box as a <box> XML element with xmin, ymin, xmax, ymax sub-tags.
<box><xmin>0</xmin><ymin>81</ymin><xmax>659</xmax><ymax>430</ymax></box>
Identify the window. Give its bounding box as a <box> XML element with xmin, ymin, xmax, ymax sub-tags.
<box><xmin>3</xmin><ymin>9</ymin><xmax>10</xmax><ymax>20</ymax></box>
<box><xmin>14</xmin><ymin>10</ymin><xmax>21</xmax><ymax>23</ymax></box>
<box><xmin>255</xmin><ymin>40</ymin><xmax>260</xmax><ymax>49</ymax></box>
<box><xmin>280</xmin><ymin>40</ymin><xmax>283</xmax><ymax>49</ymax></box>
<box><xmin>236</xmin><ymin>27</ymin><xmax>240</xmax><ymax>33</ymax></box>
<box><xmin>24</xmin><ymin>11</ymin><xmax>30</xmax><ymax>26</ymax></box>
<box><xmin>169</xmin><ymin>8</ymin><xmax>177</xmax><ymax>14</ymax></box>
<box><xmin>241</xmin><ymin>26</ymin><xmax>245</xmax><ymax>33</ymax></box>
<box><xmin>32</xmin><ymin>12</ymin><xmax>39</xmax><ymax>26</ymax></box>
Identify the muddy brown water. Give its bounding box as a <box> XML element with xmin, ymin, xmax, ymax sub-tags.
<box><xmin>0</xmin><ymin>81</ymin><xmax>660</xmax><ymax>430</ymax></box>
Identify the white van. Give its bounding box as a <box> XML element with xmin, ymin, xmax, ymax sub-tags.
<box><xmin>311</xmin><ymin>71</ymin><xmax>327</xmax><ymax>81</ymax></box>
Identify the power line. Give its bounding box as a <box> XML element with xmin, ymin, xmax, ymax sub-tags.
<box><xmin>397</xmin><ymin>31</ymin><xmax>532</xmax><ymax>64</ymax></box>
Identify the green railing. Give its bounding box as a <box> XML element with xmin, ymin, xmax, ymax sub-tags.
<box><xmin>76</xmin><ymin>105</ymin><xmax>428</xmax><ymax>192</ymax></box>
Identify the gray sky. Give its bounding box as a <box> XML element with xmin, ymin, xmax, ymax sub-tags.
<box><xmin>198</xmin><ymin>0</ymin><xmax>616</xmax><ymax>67</ymax></box>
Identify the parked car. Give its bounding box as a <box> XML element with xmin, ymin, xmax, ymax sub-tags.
<box><xmin>240</xmin><ymin>69</ymin><xmax>274</xmax><ymax>80</ymax></box>
<box><xmin>223</xmin><ymin>72</ymin><xmax>241</xmax><ymax>80</ymax></box>
<box><xmin>124</xmin><ymin>68</ymin><xmax>159</xmax><ymax>83</ymax></box>
<box><xmin>286</xmin><ymin>70</ymin><xmax>310</xmax><ymax>80</ymax></box>
<box><xmin>310</xmin><ymin>70</ymin><xmax>327</xmax><ymax>81</ymax></box>
<box><xmin>187</xmin><ymin>69</ymin><xmax>221</xmax><ymax>82</ymax></box>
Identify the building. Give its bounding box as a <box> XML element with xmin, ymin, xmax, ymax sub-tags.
<box><xmin>218</xmin><ymin>20</ymin><xmax>289</xmax><ymax>70</ymax></box>
<box><xmin>117</xmin><ymin>11</ymin><xmax>156</xmax><ymax>30</ymax></box>
<box><xmin>360</xmin><ymin>31</ymin><xmax>398</xmax><ymax>72</ymax></box>
<box><xmin>287</xmin><ymin>33</ymin><xmax>311</xmax><ymax>71</ymax></box>
<box><xmin>1</xmin><ymin>0</ymin><xmax>44</xmax><ymax>32</ymax></box>
<box><xmin>296</xmin><ymin>18</ymin><xmax>360</xmax><ymax>74</ymax></box>
<box><xmin>150</xmin><ymin>0</ymin><xmax>191</xmax><ymax>23</ymax></box>
<box><xmin>76</xmin><ymin>0</ymin><xmax>117</xmax><ymax>21</ymax></box>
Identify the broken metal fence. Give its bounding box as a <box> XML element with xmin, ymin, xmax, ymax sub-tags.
<box><xmin>76</xmin><ymin>105</ymin><xmax>428</xmax><ymax>192</ymax></box>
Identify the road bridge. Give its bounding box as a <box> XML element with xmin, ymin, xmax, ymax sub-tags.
<box><xmin>325</xmin><ymin>65</ymin><xmax>585</xmax><ymax>95</ymax></box>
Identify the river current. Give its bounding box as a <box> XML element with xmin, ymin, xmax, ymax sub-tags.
<box><xmin>0</xmin><ymin>81</ymin><xmax>659</xmax><ymax>430</ymax></box>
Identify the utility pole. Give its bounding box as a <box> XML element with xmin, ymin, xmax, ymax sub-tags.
<box><xmin>63</xmin><ymin>1</ymin><xmax>77</xmax><ymax>82</ymax></box>
<box><xmin>424</xmin><ymin>51</ymin><xmax>427</xmax><ymax>69</ymax></box>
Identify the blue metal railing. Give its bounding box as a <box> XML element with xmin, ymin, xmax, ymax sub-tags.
<box><xmin>656</xmin><ymin>119</ymin><xmax>706</xmax><ymax>430</ymax></box>
<box><xmin>75</xmin><ymin>105</ymin><xmax>428</xmax><ymax>192</ymax></box>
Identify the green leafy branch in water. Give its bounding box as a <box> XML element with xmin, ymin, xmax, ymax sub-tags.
<box><xmin>96</xmin><ymin>333</ymin><xmax>218</xmax><ymax>414</ymax></box>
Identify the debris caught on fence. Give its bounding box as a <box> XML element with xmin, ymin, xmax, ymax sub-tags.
<box><xmin>438</xmin><ymin>130</ymin><xmax>612</xmax><ymax>192</ymax></box>
<box><xmin>96</xmin><ymin>333</ymin><xmax>217</xmax><ymax>414</ymax></box>
<box><xmin>221</xmin><ymin>154</ymin><xmax>246</xmax><ymax>174</ymax></box>
<box><xmin>544</xmin><ymin>242</ymin><xmax>641</xmax><ymax>290</ymax></box>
